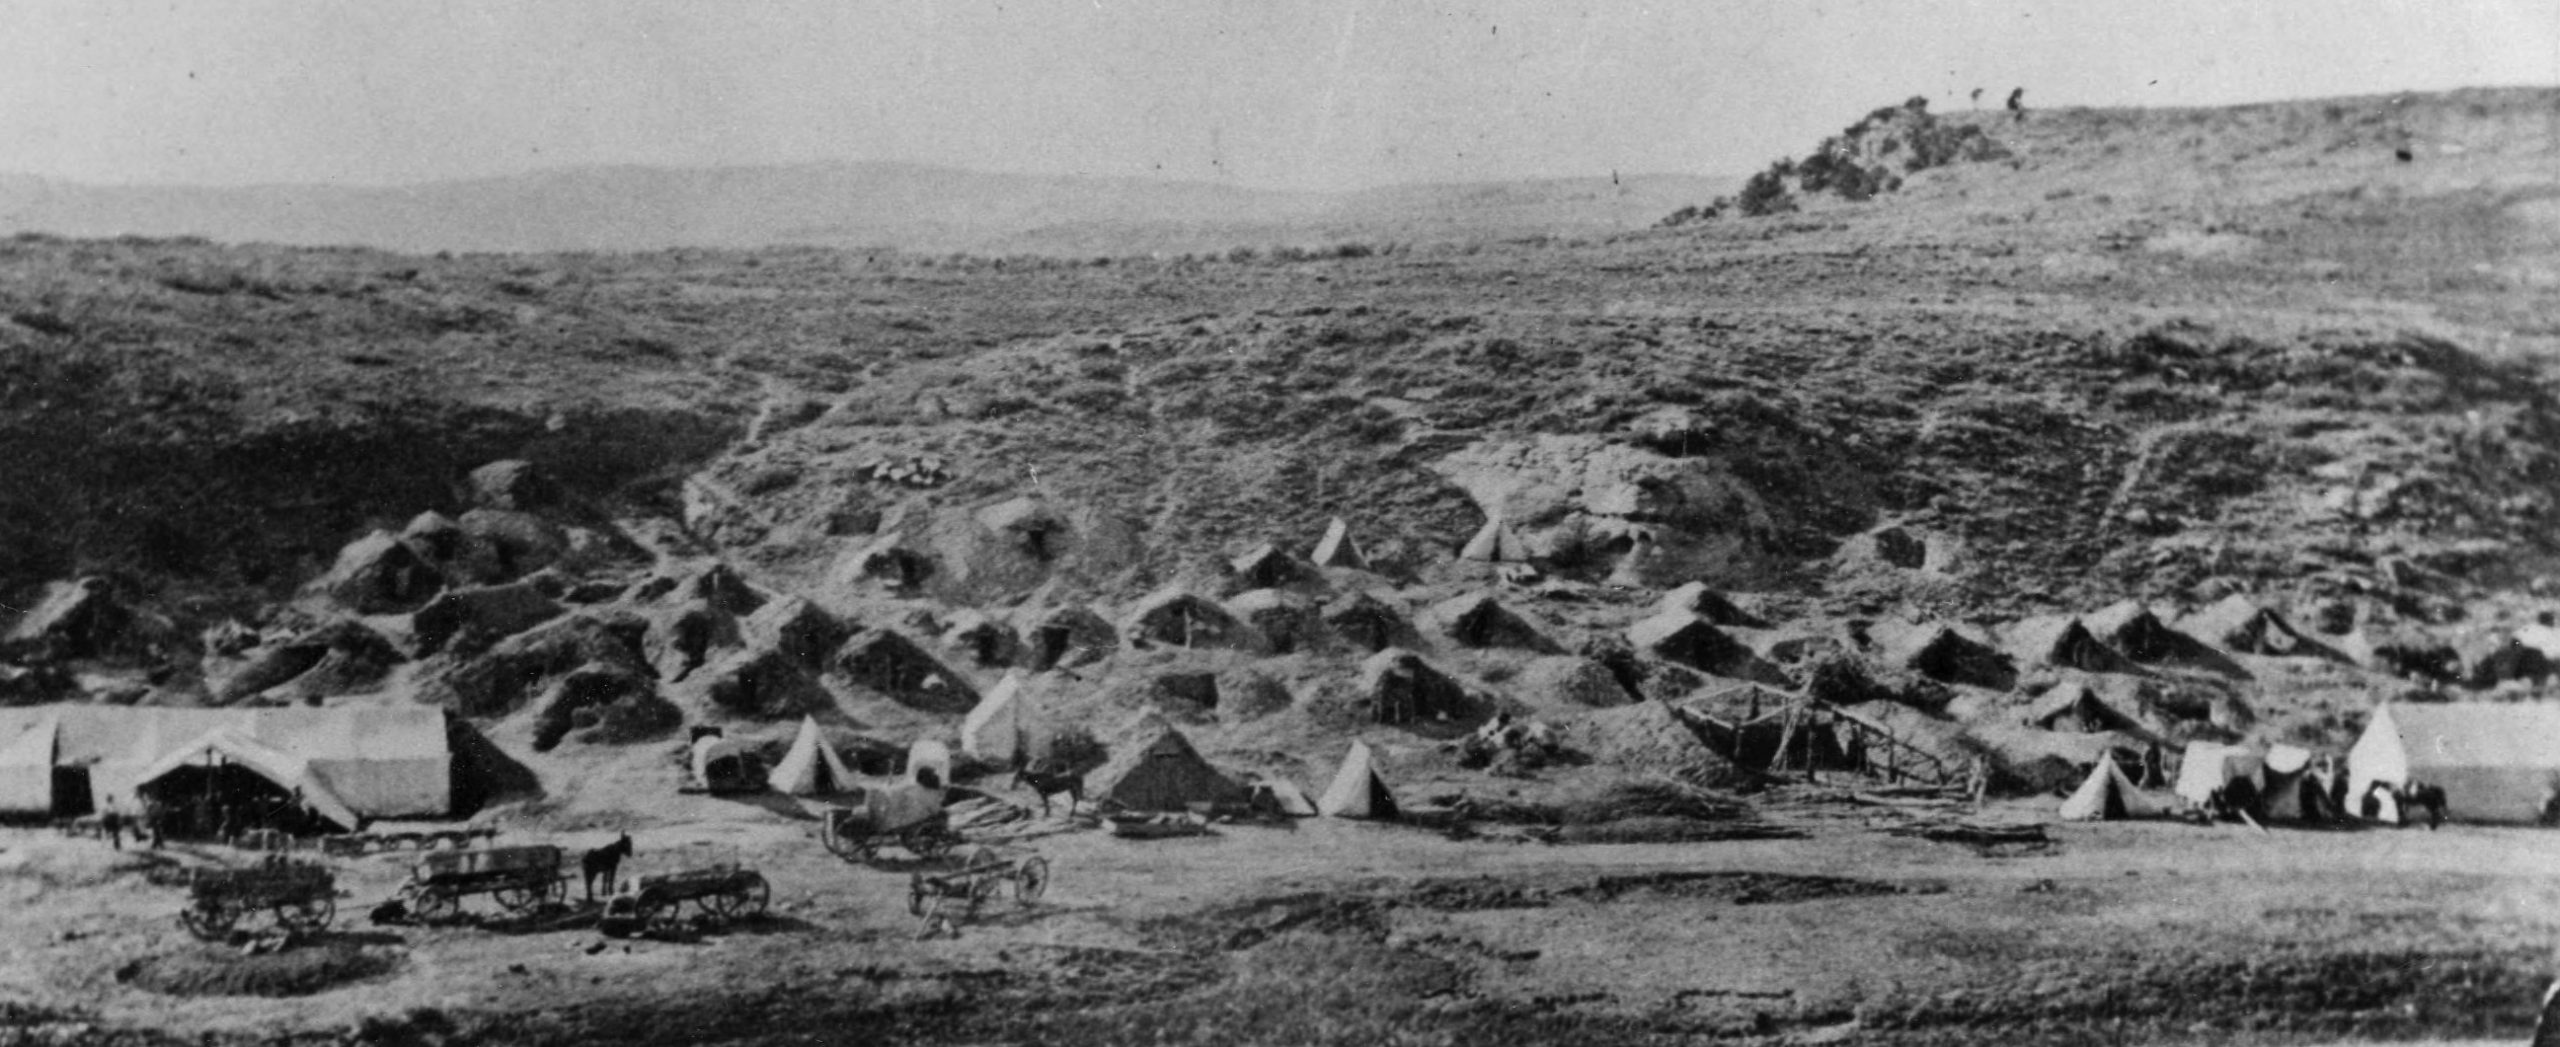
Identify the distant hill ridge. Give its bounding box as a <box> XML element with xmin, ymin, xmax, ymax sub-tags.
<box><xmin>0</xmin><ymin>162</ymin><xmax>1733</xmax><ymax>256</ymax></box>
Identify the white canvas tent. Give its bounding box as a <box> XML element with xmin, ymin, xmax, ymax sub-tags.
<box><xmin>2347</xmin><ymin>703</ymin><xmax>2560</xmax><ymax>824</ymax></box>
<box><xmin>0</xmin><ymin>717</ymin><xmax>56</xmax><ymax>815</ymax></box>
<box><xmin>2174</xmin><ymin>741</ymin><xmax>2264</xmax><ymax>808</ymax></box>
<box><xmin>1316</xmin><ymin>741</ymin><xmax>1399</xmax><ymax>819</ymax></box>
<box><xmin>135</xmin><ymin>729</ymin><xmax>365</xmax><ymax>831</ymax></box>
<box><xmin>1249</xmin><ymin>776</ymin><xmax>1318</xmax><ymax>817</ymax></box>
<box><xmin>0</xmin><ymin>705</ymin><xmax>449</xmax><ymax>819</ymax></box>
<box><xmin>1458</xmin><ymin>515</ymin><xmax>1534</xmax><ymax>563</ymax></box>
<box><xmin>2058</xmin><ymin>757</ymin><xmax>2169</xmax><ymax>821</ymax></box>
<box><xmin>767</xmin><ymin>717</ymin><xmax>857</xmax><ymax>795</ymax></box>
<box><xmin>960</xmin><ymin>672</ymin><xmax>1028</xmax><ymax>764</ymax></box>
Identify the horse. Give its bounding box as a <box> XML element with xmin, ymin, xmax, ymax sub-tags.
<box><xmin>581</xmin><ymin>833</ymin><xmax>634</xmax><ymax>902</ymax></box>
<box><xmin>1011</xmin><ymin>762</ymin><xmax>1085</xmax><ymax>818</ymax></box>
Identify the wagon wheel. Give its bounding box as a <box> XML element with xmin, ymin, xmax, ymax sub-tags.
<box><xmin>967</xmin><ymin>875</ymin><xmax>1000</xmax><ymax>917</ymax></box>
<box><xmin>822</xmin><ymin>821</ymin><xmax>879</xmax><ymax>864</ymax></box>
<box><xmin>905</xmin><ymin>825</ymin><xmax>957</xmax><ymax>859</ymax></box>
<box><xmin>705</xmin><ymin>874</ymin><xmax>770</xmax><ymax>922</ymax></box>
<box><xmin>493</xmin><ymin>874</ymin><xmax>558</xmax><ymax>914</ymax></box>
<box><xmin>407</xmin><ymin>884</ymin><xmax>461</xmax><ymax>923</ymax></box>
<box><xmin>1013</xmin><ymin>857</ymin><xmax>1051</xmax><ymax>904</ymax></box>
<box><xmin>276</xmin><ymin>894</ymin><xmax>336</xmax><ymax>935</ymax></box>
<box><xmin>641</xmin><ymin>896</ymin><xmax>686</xmax><ymax>937</ymax></box>
<box><xmin>180</xmin><ymin>901</ymin><xmax>239</xmax><ymax>941</ymax></box>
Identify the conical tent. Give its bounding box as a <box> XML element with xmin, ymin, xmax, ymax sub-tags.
<box><xmin>1250</xmin><ymin>776</ymin><xmax>1318</xmax><ymax>817</ymax></box>
<box><xmin>961</xmin><ymin>672</ymin><xmax>1029</xmax><ymax>763</ymax></box>
<box><xmin>1317</xmin><ymin>741</ymin><xmax>1399</xmax><ymax>819</ymax></box>
<box><xmin>767</xmin><ymin>716</ymin><xmax>857</xmax><ymax>795</ymax></box>
<box><xmin>1310</xmin><ymin>517</ymin><xmax>1369</xmax><ymax>570</ymax></box>
<box><xmin>2058</xmin><ymin>758</ymin><xmax>2166</xmax><ymax>820</ymax></box>
<box><xmin>1091</xmin><ymin>724</ymin><xmax>1248</xmax><ymax>813</ymax></box>
<box><xmin>1458</xmin><ymin>516</ymin><xmax>1534</xmax><ymax>563</ymax></box>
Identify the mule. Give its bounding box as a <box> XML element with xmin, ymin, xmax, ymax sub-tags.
<box><xmin>581</xmin><ymin>833</ymin><xmax>634</xmax><ymax>902</ymax></box>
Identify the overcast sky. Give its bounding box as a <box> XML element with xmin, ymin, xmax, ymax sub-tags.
<box><xmin>2</xmin><ymin>1</ymin><xmax>2552</xmax><ymax>192</ymax></box>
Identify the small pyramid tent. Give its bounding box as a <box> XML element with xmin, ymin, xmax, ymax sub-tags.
<box><xmin>1249</xmin><ymin>776</ymin><xmax>1318</xmax><ymax>817</ymax></box>
<box><xmin>1871</xmin><ymin>619</ymin><xmax>2017</xmax><ymax>691</ymax></box>
<box><xmin>1309</xmin><ymin>517</ymin><xmax>1369</xmax><ymax>570</ymax></box>
<box><xmin>961</xmin><ymin>672</ymin><xmax>1029</xmax><ymax>764</ymax></box>
<box><xmin>2004</xmin><ymin>615</ymin><xmax>2137</xmax><ymax>674</ymax></box>
<box><xmin>767</xmin><ymin>716</ymin><xmax>858</xmax><ymax>796</ymax></box>
<box><xmin>1090</xmin><ymin>721</ymin><xmax>1248</xmax><ymax>813</ymax></box>
<box><xmin>2176</xmin><ymin>595</ymin><xmax>2333</xmax><ymax>659</ymax></box>
<box><xmin>1316</xmin><ymin>741</ymin><xmax>1399</xmax><ymax>819</ymax></box>
<box><xmin>1230</xmin><ymin>543</ymin><xmax>1305</xmax><ymax>589</ymax></box>
<box><xmin>1458</xmin><ymin>515</ymin><xmax>1534</xmax><ymax>563</ymax></box>
<box><xmin>2058</xmin><ymin>757</ymin><xmax>2167</xmax><ymax>821</ymax></box>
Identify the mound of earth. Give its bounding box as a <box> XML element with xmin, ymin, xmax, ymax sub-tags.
<box><xmin>115</xmin><ymin>938</ymin><xmax>405</xmax><ymax>998</ymax></box>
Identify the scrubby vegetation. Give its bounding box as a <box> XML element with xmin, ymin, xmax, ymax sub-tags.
<box><xmin>1664</xmin><ymin>95</ymin><xmax>2011</xmax><ymax>224</ymax></box>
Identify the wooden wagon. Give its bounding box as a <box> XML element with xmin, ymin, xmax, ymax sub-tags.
<box><xmin>395</xmin><ymin>844</ymin><xmax>566</xmax><ymax>922</ymax></box>
<box><xmin>908</xmin><ymin>846</ymin><xmax>1048</xmax><ymax>935</ymax></box>
<box><xmin>179</xmin><ymin>858</ymin><xmax>337</xmax><ymax>941</ymax></box>
<box><xmin>596</xmin><ymin>864</ymin><xmax>771</xmax><ymax>938</ymax></box>
<box><xmin>820</xmin><ymin>785</ymin><xmax>961</xmax><ymax>863</ymax></box>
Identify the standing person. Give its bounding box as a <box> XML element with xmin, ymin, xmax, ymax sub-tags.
<box><xmin>99</xmin><ymin>798</ymin><xmax>124</xmax><ymax>851</ymax></box>
<box><xmin>142</xmin><ymin>800</ymin><xmax>165</xmax><ymax>850</ymax></box>
<box><xmin>2005</xmin><ymin>87</ymin><xmax>2027</xmax><ymax>121</ymax></box>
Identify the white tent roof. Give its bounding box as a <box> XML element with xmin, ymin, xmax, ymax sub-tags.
<box><xmin>2173</xmin><ymin>741</ymin><xmax>2263</xmax><ymax>806</ymax></box>
<box><xmin>767</xmin><ymin>717</ymin><xmax>857</xmax><ymax>796</ymax></box>
<box><xmin>136</xmin><ymin>728</ymin><xmax>364</xmax><ymax>830</ymax></box>
<box><xmin>0</xmin><ymin>717</ymin><xmax>56</xmax><ymax>815</ymax></box>
<box><xmin>2347</xmin><ymin>703</ymin><xmax>2560</xmax><ymax>823</ymax></box>
<box><xmin>1316</xmin><ymin>740</ymin><xmax>1397</xmax><ymax>819</ymax></box>
<box><xmin>2058</xmin><ymin>757</ymin><xmax>2168</xmax><ymax>821</ymax></box>
<box><xmin>0</xmin><ymin>704</ymin><xmax>448</xmax><ymax>818</ymax></box>
<box><xmin>1458</xmin><ymin>516</ymin><xmax>1533</xmax><ymax>563</ymax></box>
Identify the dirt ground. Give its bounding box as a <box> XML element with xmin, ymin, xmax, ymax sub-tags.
<box><xmin>4</xmin><ymin>796</ymin><xmax>2557</xmax><ymax>1046</ymax></box>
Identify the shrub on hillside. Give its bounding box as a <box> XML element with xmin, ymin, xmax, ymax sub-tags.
<box><xmin>1664</xmin><ymin>94</ymin><xmax>2011</xmax><ymax>224</ymax></box>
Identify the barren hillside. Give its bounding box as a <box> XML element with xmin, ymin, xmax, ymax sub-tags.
<box><xmin>0</xmin><ymin>86</ymin><xmax>2555</xmax><ymax>784</ymax></box>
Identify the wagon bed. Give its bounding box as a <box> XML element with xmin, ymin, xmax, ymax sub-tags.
<box><xmin>598</xmin><ymin>864</ymin><xmax>770</xmax><ymax>937</ymax></box>
<box><xmin>397</xmin><ymin>844</ymin><xmax>566</xmax><ymax>922</ymax></box>
<box><xmin>180</xmin><ymin>859</ymin><xmax>337</xmax><ymax>941</ymax></box>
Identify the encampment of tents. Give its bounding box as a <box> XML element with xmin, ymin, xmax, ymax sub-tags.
<box><xmin>767</xmin><ymin>716</ymin><xmax>857</xmax><ymax>795</ymax></box>
<box><xmin>2346</xmin><ymin>702</ymin><xmax>2560</xmax><ymax>824</ymax></box>
<box><xmin>1316</xmin><ymin>741</ymin><xmax>1399</xmax><ymax>819</ymax></box>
